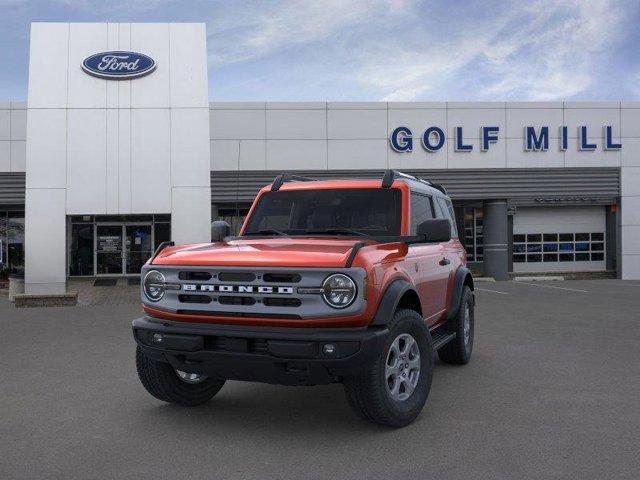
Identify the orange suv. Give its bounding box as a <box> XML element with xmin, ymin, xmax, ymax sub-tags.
<box><xmin>132</xmin><ymin>170</ymin><xmax>475</xmax><ymax>427</ymax></box>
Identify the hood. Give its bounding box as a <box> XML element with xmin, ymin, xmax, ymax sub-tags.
<box><xmin>151</xmin><ymin>238</ymin><xmax>374</xmax><ymax>268</ymax></box>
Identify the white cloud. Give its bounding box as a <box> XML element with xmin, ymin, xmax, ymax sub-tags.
<box><xmin>357</xmin><ymin>0</ymin><xmax>628</xmax><ymax>101</ymax></box>
<box><xmin>208</xmin><ymin>0</ymin><xmax>413</xmax><ymax>66</ymax></box>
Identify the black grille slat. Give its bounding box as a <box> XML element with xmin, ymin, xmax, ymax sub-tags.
<box><xmin>178</xmin><ymin>294</ymin><xmax>212</xmax><ymax>304</ymax></box>
<box><xmin>203</xmin><ymin>336</ymin><xmax>269</xmax><ymax>354</ymax></box>
<box><xmin>176</xmin><ymin>310</ymin><xmax>301</xmax><ymax>319</ymax></box>
<box><xmin>218</xmin><ymin>296</ymin><xmax>256</xmax><ymax>306</ymax></box>
<box><xmin>179</xmin><ymin>271</ymin><xmax>212</xmax><ymax>281</ymax></box>
<box><xmin>263</xmin><ymin>297</ymin><xmax>302</xmax><ymax>307</ymax></box>
<box><xmin>249</xmin><ymin>339</ymin><xmax>268</xmax><ymax>353</ymax></box>
<box><xmin>218</xmin><ymin>272</ymin><xmax>256</xmax><ymax>282</ymax></box>
<box><xmin>263</xmin><ymin>273</ymin><xmax>301</xmax><ymax>283</ymax></box>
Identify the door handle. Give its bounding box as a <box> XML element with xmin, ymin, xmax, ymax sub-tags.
<box><xmin>439</xmin><ymin>257</ymin><xmax>450</xmax><ymax>266</ymax></box>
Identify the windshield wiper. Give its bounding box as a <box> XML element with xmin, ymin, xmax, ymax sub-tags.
<box><xmin>303</xmin><ymin>229</ymin><xmax>369</xmax><ymax>237</ymax></box>
<box><xmin>245</xmin><ymin>229</ymin><xmax>290</xmax><ymax>237</ymax></box>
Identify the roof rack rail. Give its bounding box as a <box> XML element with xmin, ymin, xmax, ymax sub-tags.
<box><xmin>429</xmin><ymin>182</ymin><xmax>447</xmax><ymax>195</ymax></box>
<box><xmin>271</xmin><ymin>173</ymin><xmax>317</xmax><ymax>191</ymax></box>
<box><xmin>381</xmin><ymin>169</ymin><xmax>447</xmax><ymax>195</ymax></box>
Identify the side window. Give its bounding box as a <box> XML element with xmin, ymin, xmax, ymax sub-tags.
<box><xmin>410</xmin><ymin>193</ymin><xmax>434</xmax><ymax>234</ymax></box>
<box><xmin>436</xmin><ymin>197</ymin><xmax>459</xmax><ymax>238</ymax></box>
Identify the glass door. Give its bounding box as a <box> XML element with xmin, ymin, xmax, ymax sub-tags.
<box><xmin>125</xmin><ymin>225</ymin><xmax>153</xmax><ymax>275</ymax></box>
<box><xmin>96</xmin><ymin>225</ymin><xmax>124</xmax><ymax>275</ymax></box>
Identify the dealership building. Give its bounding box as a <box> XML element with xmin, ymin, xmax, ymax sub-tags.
<box><xmin>1</xmin><ymin>22</ymin><xmax>640</xmax><ymax>296</ymax></box>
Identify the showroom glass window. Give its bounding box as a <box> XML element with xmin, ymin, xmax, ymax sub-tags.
<box><xmin>0</xmin><ymin>211</ymin><xmax>25</xmax><ymax>275</ymax></box>
<box><xmin>68</xmin><ymin>215</ymin><xmax>172</xmax><ymax>277</ymax></box>
<box><xmin>218</xmin><ymin>206</ymin><xmax>251</xmax><ymax>236</ymax></box>
<box><xmin>513</xmin><ymin>232</ymin><xmax>605</xmax><ymax>263</ymax></box>
<box><xmin>462</xmin><ymin>207</ymin><xmax>483</xmax><ymax>262</ymax></box>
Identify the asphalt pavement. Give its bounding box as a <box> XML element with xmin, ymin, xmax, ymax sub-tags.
<box><xmin>1</xmin><ymin>279</ymin><xmax>639</xmax><ymax>479</ymax></box>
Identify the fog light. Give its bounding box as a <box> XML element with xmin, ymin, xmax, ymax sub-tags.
<box><xmin>323</xmin><ymin>343</ymin><xmax>336</xmax><ymax>354</ymax></box>
<box><xmin>152</xmin><ymin>333</ymin><xmax>163</xmax><ymax>343</ymax></box>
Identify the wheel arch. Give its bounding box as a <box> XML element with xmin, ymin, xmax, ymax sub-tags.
<box><xmin>370</xmin><ymin>279</ymin><xmax>422</xmax><ymax>326</ymax></box>
<box><xmin>446</xmin><ymin>266</ymin><xmax>474</xmax><ymax>321</ymax></box>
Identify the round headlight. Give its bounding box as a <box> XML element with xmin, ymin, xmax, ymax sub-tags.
<box><xmin>322</xmin><ymin>274</ymin><xmax>357</xmax><ymax>309</ymax></box>
<box><xmin>143</xmin><ymin>270</ymin><xmax>166</xmax><ymax>302</ymax></box>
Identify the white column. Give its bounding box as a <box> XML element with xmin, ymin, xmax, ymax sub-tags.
<box><xmin>621</xmin><ymin>104</ymin><xmax>640</xmax><ymax>279</ymax></box>
<box><xmin>621</xmin><ymin>166</ymin><xmax>640</xmax><ymax>279</ymax></box>
<box><xmin>25</xmin><ymin>189</ymin><xmax>66</xmax><ymax>294</ymax></box>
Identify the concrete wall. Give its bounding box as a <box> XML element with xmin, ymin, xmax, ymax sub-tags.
<box><xmin>0</xmin><ymin>101</ymin><xmax>26</xmax><ymax>172</ymax></box>
<box><xmin>25</xmin><ymin>23</ymin><xmax>211</xmax><ymax>294</ymax></box>
<box><xmin>209</xmin><ymin>101</ymin><xmax>631</xmax><ymax>171</ymax></box>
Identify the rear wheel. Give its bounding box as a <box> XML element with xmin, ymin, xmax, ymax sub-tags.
<box><xmin>344</xmin><ymin>309</ymin><xmax>434</xmax><ymax>427</ymax></box>
<box><xmin>135</xmin><ymin>346</ymin><xmax>226</xmax><ymax>406</ymax></box>
<box><xmin>438</xmin><ymin>286</ymin><xmax>474</xmax><ymax>364</ymax></box>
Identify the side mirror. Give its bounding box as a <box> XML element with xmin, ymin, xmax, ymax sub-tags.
<box><xmin>416</xmin><ymin>218</ymin><xmax>451</xmax><ymax>243</ymax></box>
<box><xmin>211</xmin><ymin>220</ymin><xmax>231</xmax><ymax>242</ymax></box>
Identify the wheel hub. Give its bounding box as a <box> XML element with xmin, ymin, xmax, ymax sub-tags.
<box><xmin>175</xmin><ymin>369</ymin><xmax>207</xmax><ymax>384</ymax></box>
<box><xmin>385</xmin><ymin>333</ymin><xmax>421</xmax><ymax>402</ymax></box>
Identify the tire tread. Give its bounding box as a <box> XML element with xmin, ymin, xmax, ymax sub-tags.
<box><xmin>135</xmin><ymin>347</ymin><xmax>225</xmax><ymax>406</ymax></box>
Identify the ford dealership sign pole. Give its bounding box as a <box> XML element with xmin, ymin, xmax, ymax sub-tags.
<box><xmin>82</xmin><ymin>51</ymin><xmax>156</xmax><ymax>79</ymax></box>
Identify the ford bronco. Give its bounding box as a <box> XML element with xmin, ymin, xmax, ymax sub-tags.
<box><xmin>132</xmin><ymin>170</ymin><xmax>474</xmax><ymax>427</ymax></box>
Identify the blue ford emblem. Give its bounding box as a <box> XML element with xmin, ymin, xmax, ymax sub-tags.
<box><xmin>82</xmin><ymin>51</ymin><xmax>156</xmax><ymax>80</ymax></box>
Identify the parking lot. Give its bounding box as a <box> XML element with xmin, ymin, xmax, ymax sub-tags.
<box><xmin>1</xmin><ymin>279</ymin><xmax>639</xmax><ymax>480</ymax></box>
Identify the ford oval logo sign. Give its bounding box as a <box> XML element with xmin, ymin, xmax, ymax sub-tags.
<box><xmin>82</xmin><ymin>51</ymin><xmax>156</xmax><ymax>80</ymax></box>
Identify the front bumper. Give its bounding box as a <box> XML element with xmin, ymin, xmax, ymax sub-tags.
<box><xmin>132</xmin><ymin>316</ymin><xmax>389</xmax><ymax>386</ymax></box>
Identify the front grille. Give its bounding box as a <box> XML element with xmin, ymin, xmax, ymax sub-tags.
<box><xmin>147</xmin><ymin>266</ymin><xmax>366</xmax><ymax>320</ymax></box>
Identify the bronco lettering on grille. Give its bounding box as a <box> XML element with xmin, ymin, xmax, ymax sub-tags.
<box><xmin>182</xmin><ymin>284</ymin><xmax>294</xmax><ymax>294</ymax></box>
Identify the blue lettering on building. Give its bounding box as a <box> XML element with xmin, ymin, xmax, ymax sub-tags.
<box><xmin>579</xmin><ymin>126</ymin><xmax>597</xmax><ymax>151</ymax></box>
<box><xmin>560</xmin><ymin>126</ymin><xmax>568</xmax><ymax>151</ymax></box>
<box><xmin>422</xmin><ymin>126</ymin><xmax>445</xmax><ymax>152</ymax></box>
<box><xmin>525</xmin><ymin>126</ymin><xmax>549</xmax><ymax>151</ymax></box>
<box><xmin>454</xmin><ymin>127</ymin><xmax>473</xmax><ymax>152</ymax></box>
<box><xmin>390</xmin><ymin>126</ymin><xmax>413</xmax><ymax>152</ymax></box>
<box><xmin>388</xmin><ymin>125</ymin><xmax>621</xmax><ymax>153</ymax></box>
<box><xmin>604</xmin><ymin>126</ymin><xmax>622</xmax><ymax>151</ymax></box>
<box><xmin>481</xmin><ymin>126</ymin><xmax>499</xmax><ymax>151</ymax></box>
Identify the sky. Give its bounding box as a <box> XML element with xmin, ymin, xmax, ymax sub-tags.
<box><xmin>1</xmin><ymin>0</ymin><xmax>639</xmax><ymax>102</ymax></box>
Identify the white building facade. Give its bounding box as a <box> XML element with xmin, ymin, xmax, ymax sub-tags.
<box><xmin>0</xmin><ymin>22</ymin><xmax>639</xmax><ymax>294</ymax></box>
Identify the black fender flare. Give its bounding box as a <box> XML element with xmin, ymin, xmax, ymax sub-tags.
<box><xmin>446</xmin><ymin>266</ymin><xmax>474</xmax><ymax>321</ymax></box>
<box><xmin>370</xmin><ymin>279</ymin><xmax>416</xmax><ymax>326</ymax></box>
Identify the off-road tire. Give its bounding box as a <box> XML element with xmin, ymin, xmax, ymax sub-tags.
<box><xmin>438</xmin><ymin>286</ymin><xmax>474</xmax><ymax>365</ymax></box>
<box><xmin>135</xmin><ymin>346</ymin><xmax>226</xmax><ymax>406</ymax></box>
<box><xmin>343</xmin><ymin>309</ymin><xmax>434</xmax><ymax>427</ymax></box>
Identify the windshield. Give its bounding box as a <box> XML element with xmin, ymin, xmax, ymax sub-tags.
<box><xmin>243</xmin><ymin>188</ymin><xmax>402</xmax><ymax>237</ymax></box>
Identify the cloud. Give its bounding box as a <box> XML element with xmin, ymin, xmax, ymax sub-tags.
<box><xmin>357</xmin><ymin>0</ymin><xmax>629</xmax><ymax>101</ymax></box>
<box><xmin>207</xmin><ymin>0</ymin><xmax>414</xmax><ymax>66</ymax></box>
<box><xmin>0</xmin><ymin>0</ymin><xmax>636</xmax><ymax>101</ymax></box>
<box><xmin>206</xmin><ymin>0</ymin><xmax>633</xmax><ymax>101</ymax></box>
